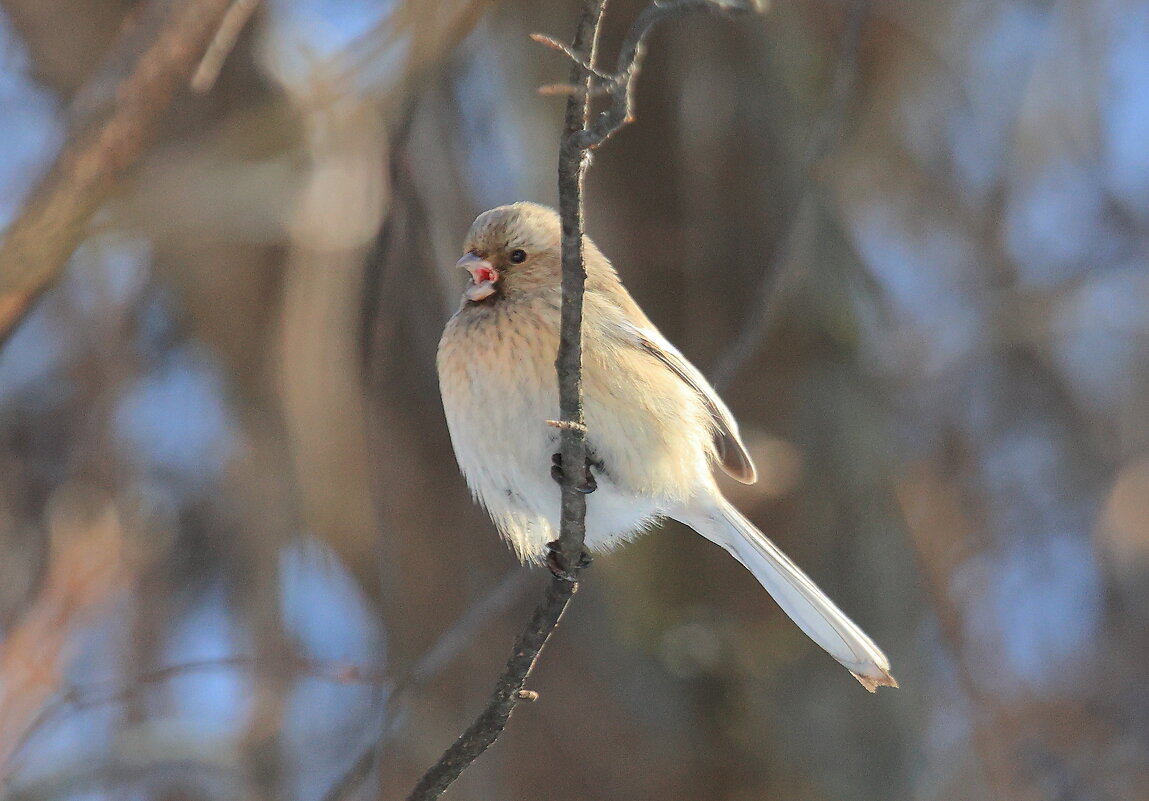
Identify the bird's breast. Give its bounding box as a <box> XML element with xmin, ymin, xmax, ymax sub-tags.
<box><xmin>437</xmin><ymin>296</ymin><xmax>563</xmax><ymax>497</ymax></box>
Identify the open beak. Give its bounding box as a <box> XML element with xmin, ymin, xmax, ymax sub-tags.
<box><xmin>458</xmin><ymin>252</ymin><xmax>498</xmax><ymax>302</ymax></box>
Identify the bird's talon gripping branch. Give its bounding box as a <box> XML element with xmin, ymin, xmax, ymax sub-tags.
<box><xmin>545</xmin><ymin>539</ymin><xmax>592</xmax><ymax>580</ymax></box>
<box><xmin>550</xmin><ymin>452</ymin><xmax>598</xmax><ymax>493</ymax></box>
<box><xmin>576</xmin><ymin>465</ymin><xmax>598</xmax><ymax>493</ymax></box>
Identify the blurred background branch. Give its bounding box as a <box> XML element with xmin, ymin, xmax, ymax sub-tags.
<box><xmin>710</xmin><ymin>0</ymin><xmax>868</xmax><ymax>390</ymax></box>
<box><xmin>0</xmin><ymin>0</ymin><xmax>249</xmax><ymax>346</ymax></box>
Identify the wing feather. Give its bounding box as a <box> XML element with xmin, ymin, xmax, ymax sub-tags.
<box><xmin>617</xmin><ymin>318</ymin><xmax>757</xmax><ymax>484</ymax></box>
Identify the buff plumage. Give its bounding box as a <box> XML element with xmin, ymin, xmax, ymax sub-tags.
<box><xmin>437</xmin><ymin>202</ymin><xmax>896</xmax><ymax>691</ymax></box>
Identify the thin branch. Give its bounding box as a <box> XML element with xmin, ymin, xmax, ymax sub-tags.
<box><xmin>318</xmin><ymin>570</ymin><xmax>532</xmax><ymax>801</ymax></box>
<box><xmin>553</xmin><ymin>0</ymin><xmax>754</xmax><ymax>578</ymax></box>
<box><xmin>552</xmin><ymin>0</ymin><xmax>609</xmax><ymax>577</ymax></box>
<box><xmin>0</xmin><ymin>0</ymin><xmax>251</xmax><ymax>349</ymax></box>
<box><xmin>710</xmin><ymin>0</ymin><xmax>869</xmax><ymax>390</ymax></box>
<box><xmin>404</xmin><ymin>579</ymin><xmax>576</xmax><ymax>801</ymax></box>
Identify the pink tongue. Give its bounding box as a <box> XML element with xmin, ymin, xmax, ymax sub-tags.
<box><xmin>464</xmin><ymin>276</ymin><xmax>496</xmax><ymax>302</ymax></box>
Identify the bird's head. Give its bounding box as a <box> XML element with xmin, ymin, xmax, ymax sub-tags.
<box><xmin>456</xmin><ymin>202</ymin><xmax>563</xmax><ymax>303</ymax></box>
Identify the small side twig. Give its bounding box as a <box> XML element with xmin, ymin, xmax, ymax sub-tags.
<box><xmin>545</xmin><ymin>419</ymin><xmax>588</xmax><ymax>433</ymax></box>
<box><xmin>571</xmin><ymin>0</ymin><xmax>758</xmax><ymax>151</ymax></box>
<box><xmin>528</xmin><ymin>33</ymin><xmax>613</xmax><ymax>83</ymax></box>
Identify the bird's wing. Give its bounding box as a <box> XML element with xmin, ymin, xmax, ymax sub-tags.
<box><xmin>614</xmin><ymin>317</ymin><xmax>757</xmax><ymax>484</ymax></box>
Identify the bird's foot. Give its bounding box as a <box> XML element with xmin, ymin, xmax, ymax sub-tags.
<box><xmin>545</xmin><ymin>539</ymin><xmax>592</xmax><ymax>581</ymax></box>
<box><xmin>550</xmin><ymin>452</ymin><xmax>598</xmax><ymax>494</ymax></box>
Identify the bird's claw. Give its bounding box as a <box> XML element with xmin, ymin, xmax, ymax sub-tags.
<box><xmin>550</xmin><ymin>452</ymin><xmax>598</xmax><ymax>494</ymax></box>
<box><xmin>545</xmin><ymin>539</ymin><xmax>592</xmax><ymax>580</ymax></box>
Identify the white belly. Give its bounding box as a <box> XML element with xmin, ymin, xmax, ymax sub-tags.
<box><xmin>441</xmin><ymin>387</ymin><xmax>664</xmax><ymax>559</ymax></box>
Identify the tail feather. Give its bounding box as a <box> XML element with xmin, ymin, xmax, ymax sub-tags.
<box><xmin>679</xmin><ymin>498</ymin><xmax>897</xmax><ymax>692</ymax></box>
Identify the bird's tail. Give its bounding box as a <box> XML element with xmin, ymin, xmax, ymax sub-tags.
<box><xmin>678</xmin><ymin>498</ymin><xmax>897</xmax><ymax>692</ymax></box>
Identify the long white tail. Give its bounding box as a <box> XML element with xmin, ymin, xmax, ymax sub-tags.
<box><xmin>677</xmin><ymin>498</ymin><xmax>897</xmax><ymax>692</ymax></box>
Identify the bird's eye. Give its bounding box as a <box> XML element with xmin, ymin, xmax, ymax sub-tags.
<box><xmin>509</xmin><ymin>248</ymin><xmax>527</xmax><ymax>264</ymax></box>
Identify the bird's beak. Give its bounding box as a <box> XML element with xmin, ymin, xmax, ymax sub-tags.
<box><xmin>458</xmin><ymin>251</ymin><xmax>498</xmax><ymax>302</ymax></box>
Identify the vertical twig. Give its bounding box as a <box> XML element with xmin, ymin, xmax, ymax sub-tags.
<box><xmin>553</xmin><ymin>0</ymin><xmax>608</xmax><ymax>576</ymax></box>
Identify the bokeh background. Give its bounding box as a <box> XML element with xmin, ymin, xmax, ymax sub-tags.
<box><xmin>2</xmin><ymin>0</ymin><xmax>1148</xmax><ymax>799</ymax></box>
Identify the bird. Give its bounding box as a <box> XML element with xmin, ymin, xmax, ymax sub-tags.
<box><xmin>436</xmin><ymin>202</ymin><xmax>897</xmax><ymax>691</ymax></box>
